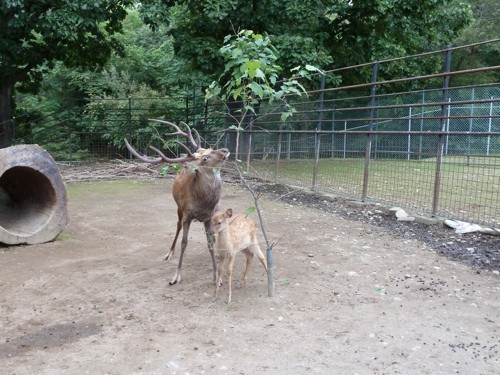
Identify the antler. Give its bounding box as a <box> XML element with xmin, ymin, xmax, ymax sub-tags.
<box><xmin>124</xmin><ymin>139</ymin><xmax>197</xmax><ymax>164</ymax></box>
<box><xmin>150</xmin><ymin>119</ymin><xmax>201</xmax><ymax>149</ymax></box>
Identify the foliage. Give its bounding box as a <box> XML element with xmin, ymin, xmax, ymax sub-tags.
<box><xmin>139</xmin><ymin>0</ymin><xmax>473</xmax><ymax>84</ymax></box>
<box><xmin>108</xmin><ymin>9</ymin><xmax>193</xmax><ymax>95</ymax></box>
<box><xmin>0</xmin><ymin>0</ymin><xmax>134</xmax><ymax>146</ymax></box>
<box><xmin>0</xmin><ymin>0</ymin><xmax>132</xmax><ymax>76</ymax></box>
<box><xmin>205</xmin><ymin>29</ymin><xmax>322</xmax><ymax>162</ymax></box>
<box><xmin>12</xmin><ymin>8</ymin><xmax>193</xmax><ymax>152</ymax></box>
<box><xmin>451</xmin><ymin>0</ymin><xmax>500</xmax><ymax>85</ymax></box>
<box><xmin>206</xmin><ymin>30</ymin><xmax>323</xmax><ymax>122</ymax></box>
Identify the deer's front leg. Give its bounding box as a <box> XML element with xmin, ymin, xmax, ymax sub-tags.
<box><xmin>204</xmin><ymin>220</ymin><xmax>217</xmax><ymax>285</ymax></box>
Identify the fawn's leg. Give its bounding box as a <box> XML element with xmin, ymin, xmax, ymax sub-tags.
<box><xmin>253</xmin><ymin>242</ymin><xmax>269</xmax><ymax>273</ymax></box>
<box><xmin>214</xmin><ymin>250</ymin><xmax>226</xmax><ymax>300</ymax></box>
<box><xmin>227</xmin><ymin>253</ymin><xmax>235</xmax><ymax>304</ymax></box>
<box><xmin>241</xmin><ymin>248</ymin><xmax>254</xmax><ymax>286</ymax></box>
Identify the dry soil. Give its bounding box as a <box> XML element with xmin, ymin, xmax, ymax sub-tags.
<box><xmin>0</xmin><ymin>178</ymin><xmax>499</xmax><ymax>374</ymax></box>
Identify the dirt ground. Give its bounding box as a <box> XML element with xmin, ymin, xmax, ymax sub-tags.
<box><xmin>1</xmin><ymin>176</ymin><xmax>499</xmax><ymax>374</ymax></box>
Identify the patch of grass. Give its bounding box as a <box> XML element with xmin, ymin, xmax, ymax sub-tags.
<box><xmin>56</xmin><ymin>233</ymin><xmax>72</xmax><ymax>242</ymax></box>
<box><xmin>280</xmin><ymin>278</ymin><xmax>291</xmax><ymax>286</ymax></box>
<box><xmin>251</xmin><ymin>156</ymin><xmax>499</xmax><ymax>225</ymax></box>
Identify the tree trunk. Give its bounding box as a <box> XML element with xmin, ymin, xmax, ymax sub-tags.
<box><xmin>0</xmin><ymin>79</ymin><xmax>14</xmax><ymax>148</ymax></box>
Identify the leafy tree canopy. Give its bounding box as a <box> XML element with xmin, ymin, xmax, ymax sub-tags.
<box><xmin>139</xmin><ymin>0</ymin><xmax>473</xmax><ymax>81</ymax></box>
<box><xmin>1</xmin><ymin>0</ymin><xmax>133</xmax><ymax>86</ymax></box>
<box><xmin>452</xmin><ymin>0</ymin><xmax>500</xmax><ymax>84</ymax></box>
<box><xmin>0</xmin><ymin>0</ymin><xmax>134</xmax><ymax>145</ymax></box>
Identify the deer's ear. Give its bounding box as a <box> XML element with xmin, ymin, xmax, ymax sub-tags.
<box><xmin>225</xmin><ymin>208</ymin><xmax>233</xmax><ymax>218</ymax></box>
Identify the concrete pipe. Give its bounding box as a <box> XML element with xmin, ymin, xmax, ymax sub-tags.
<box><xmin>0</xmin><ymin>145</ymin><xmax>69</xmax><ymax>245</ymax></box>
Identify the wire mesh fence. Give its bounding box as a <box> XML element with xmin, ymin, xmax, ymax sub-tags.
<box><xmin>234</xmin><ymin>130</ymin><xmax>499</xmax><ymax>227</ymax></box>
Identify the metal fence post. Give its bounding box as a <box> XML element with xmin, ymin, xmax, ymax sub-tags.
<box><xmin>432</xmin><ymin>46</ymin><xmax>452</xmax><ymax>216</ymax></box>
<box><xmin>362</xmin><ymin>62</ymin><xmax>379</xmax><ymax>201</ymax></box>
<box><xmin>486</xmin><ymin>97</ymin><xmax>493</xmax><ymax>155</ymax></box>
<box><xmin>343</xmin><ymin>121</ymin><xmax>347</xmax><ymax>158</ymax></box>
<box><xmin>445</xmin><ymin>98</ymin><xmax>451</xmax><ymax>155</ymax></box>
<box><xmin>286</xmin><ymin>132</ymin><xmax>291</xmax><ymax>159</ymax></box>
<box><xmin>67</xmin><ymin>108</ymin><xmax>73</xmax><ymax>164</ymax></box>
<box><xmin>312</xmin><ymin>73</ymin><xmax>326</xmax><ymax>189</ymax></box>
<box><xmin>275</xmin><ymin>128</ymin><xmax>282</xmax><ymax>183</ymax></box>
<box><xmin>407</xmin><ymin>106</ymin><xmax>412</xmax><ymax>160</ymax></box>
<box><xmin>275</xmin><ymin>100</ymin><xmax>286</xmax><ymax>182</ymax></box>
<box><xmin>419</xmin><ymin>91</ymin><xmax>425</xmax><ymax>160</ymax></box>
<box><xmin>467</xmin><ymin>87</ymin><xmax>475</xmax><ymax>156</ymax></box>
<box><xmin>245</xmin><ymin>112</ymin><xmax>255</xmax><ymax>172</ymax></box>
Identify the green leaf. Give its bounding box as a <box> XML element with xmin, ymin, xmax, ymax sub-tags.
<box><xmin>245</xmin><ymin>60</ymin><xmax>261</xmax><ymax>78</ymax></box>
<box><xmin>281</xmin><ymin>112</ymin><xmax>292</xmax><ymax>122</ymax></box>
<box><xmin>250</xmin><ymin>82</ymin><xmax>264</xmax><ymax>98</ymax></box>
<box><xmin>232</xmin><ymin>86</ymin><xmax>244</xmax><ymax>100</ymax></box>
<box><xmin>255</xmin><ymin>68</ymin><xmax>266</xmax><ymax>79</ymax></box>
<box><xmin>159</xmin><ymin>166</ymin><xmax>170</xmax><ymax>175</ymax></box>
<box><xmin>245</xmin><ymin>206</ymin><xmax>257</xmax><ymax>216</ymax></box>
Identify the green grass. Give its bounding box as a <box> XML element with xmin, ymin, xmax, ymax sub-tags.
<box><xmin>249</xmin><ymin>156</ymin><xmax>500</xmax><ymax>226</ymax></box>
<box><xmin>56</xmin><ymin>233</ymin><xmax>72</xmax><ymax>241</ymax></box>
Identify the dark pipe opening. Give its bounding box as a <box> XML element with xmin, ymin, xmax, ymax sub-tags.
<box><xmin>0</xmin><ymin>166</ymin><xmax>57</xmax><ymax>236</ymax></box>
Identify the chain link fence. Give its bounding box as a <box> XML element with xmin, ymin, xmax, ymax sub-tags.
<box><xmin>228</xmin><ymin>129</ymin><xmax>498</xmax><ymax>227</ymax></box>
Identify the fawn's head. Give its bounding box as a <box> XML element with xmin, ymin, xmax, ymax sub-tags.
<box><xmin>211</xmin><ymin>208</ymin><xmax>233</xmax><ymax>234</ymax></box>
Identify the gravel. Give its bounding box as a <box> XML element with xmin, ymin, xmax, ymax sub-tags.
<box><xmin>255</xmin><ymin>182</ymin><xmax>500</xmax><ymax>273</ymax></box>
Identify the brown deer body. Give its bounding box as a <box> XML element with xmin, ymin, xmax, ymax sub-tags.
<box><xmin>211</xmin><ymin>208</ymin><xmax>268</xmax><ymax>303</ymax></box>
<box><xmin>125</xmin><ymin>121</ymin><xmax>229</xmax><ymax>285</ymax></box>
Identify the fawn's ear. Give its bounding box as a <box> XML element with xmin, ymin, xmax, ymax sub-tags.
<box><xmin>225</xmin><ymin>208</ymin><xmax>233</xmax><ymax>218</ymax></box>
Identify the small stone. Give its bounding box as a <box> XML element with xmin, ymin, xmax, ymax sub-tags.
<box><xmin>395</xmin><ymin>209</ymin><xmax>408</xmax><ymax>219</ymax></box>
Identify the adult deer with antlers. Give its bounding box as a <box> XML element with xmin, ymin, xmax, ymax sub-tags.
<box><xmin>125</xmin><ymin>120</ymin><xmax>230</xmax><ymax>285</ymax></box>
